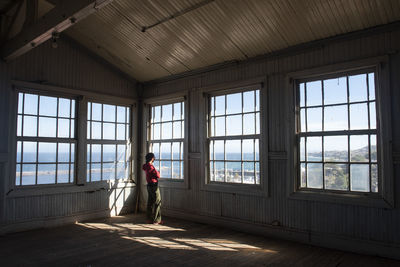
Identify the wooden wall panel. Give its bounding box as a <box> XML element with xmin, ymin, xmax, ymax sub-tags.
<box><xmin>143</xmin><ymin>28</ymin><xmax>400</xmax><ymax>256</ymax></box>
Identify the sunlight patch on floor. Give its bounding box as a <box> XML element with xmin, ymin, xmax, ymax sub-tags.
<box><xmin>78</xmin><ymin>222</ymin><xmax>186</xmax><ymax>232</ymax></box>
<box><xmin>121</xmin><ymin>236</ymin><xmax>196</xmax><ymax>250</ymax></box>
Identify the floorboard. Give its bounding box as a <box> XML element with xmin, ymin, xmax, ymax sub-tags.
<box><xmin>0</xmin><ymin>214</ymin><xmax>399</xmax><ymax>267</ymax></box>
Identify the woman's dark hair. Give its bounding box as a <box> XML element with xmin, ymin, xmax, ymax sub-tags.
<box><xmin>145</xmin><ymin>153</ymin><xmax>155</xmax><ymax>163</ymax></box>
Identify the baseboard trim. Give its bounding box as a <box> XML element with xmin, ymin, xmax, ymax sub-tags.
<box><xmin>163</xmin><ymin>208</ymin><xmax>400</xmax><ymax>260</ymax></box>
<box><xmin>0</xmin><ymin>209</ymin><xmax>111</xmax><ymax>235</ymax></box>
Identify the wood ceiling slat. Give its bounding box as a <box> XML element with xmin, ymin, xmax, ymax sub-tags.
<box><xmin>66</xmin><ymin>0</ymin><xmax>400</xmax><ymax>81</ymax></box>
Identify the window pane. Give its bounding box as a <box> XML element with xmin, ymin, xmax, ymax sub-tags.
<box><xmin>371</xmin><ymin>164</ymin><xmax>378</xmax><ymax>193</ymax></box>
<box><xmin>243</xmin><ymin>91</ymin><xmax>255</xmax><ymax>112</ymax></box>
<box><xmin>103</xmin><ymin>162</ymin><xmax>115</xmax><ymax>180</ymax></box>
<box><xmin>37</xmin><ymin>164</ymin><xmax>56</xmax><ymax>184</ymax></box>
<box><xmin>153</xmin><ymin>106</ymin><xmax>161</xmax><ymax>123</ymax></box>
<box><xmin>255</xmin><ymin>139</ymin><xmax>259</xmax><ymax>161</ymax></box>
<box><xmin>87</xmin><ymin>122</ymin><xmax>91</xmax><ymax>139</ymax></box>
<box><xmin>116</xmin><ymin>162</ymin><xmax>126</xmax><ymax>179</ymax></box>
<box><xmin>23</xmin><ymin>141</ymin><xmax>37</xmax><ymax>163</ymax></box>
<box><xmin>91</xmin><ymin>122</ymin><xmax>101</xmax><ymax>139</ymax></box>
<box><xmin>22</xmin><ymin>164</ymin><xmax>36</xmax><ymax>185</ymax></box>
<box><xmin>71</xmin><ymin>101</ymin><xmax>75</xmax><ymax>119</ymax></box>
<box><xmin>24</xmin><ymin>94</ymin><xmax>38</xmax><ymax>115</ymax></box>
<box><xmin>173</xmin><ymin>122</ymin><xmax>182</xmax><ymax>138</ymax></box>
<box><xmin>16</xmin><ymin>164</ymin><xmax>21</xmax><ymax>186</ymax></box>
<box><xmin>153</xmin><ymin>160</ymin><xmax>160</xmax><ymax>172</ymax></box>
<box><xmin>226</xmin><ymin>93</ymin><xmax>241</xmax><ymax>114</ymax></box>
<box><xmin>58</xmin><ymin>118</ymin><xmax>70</xmax><ymax>138</ymax></box>
<box><xmin>115</xmin><ymin>106</ymin><xmax>125</xmax><ymax>123</ymax></box>
<box><xmin>117</xmin><ymin>124</ymin><xmax>126</xmax><ymax>140</ymax></box>
<box><xmin>160</xmin><ymin>143</ymin><xmax>171</xmax><ymax>160</ymax></box>
<box><xmin>370</xmin><ymin>135</ymin><xmax>377</xmax><ymax>162</ymax></box>
<box><xmin>103</xmin><ymin>123</ymin><xmax>115</xmax><ymax>140</ymax></box>
<box><xmin>324</xmin><ymin>105</ymin><xmax>348</xmax><ymax>131</ymax></box>
<box><xmin>38</xmin><ymin>142</ymin><xmax>56</xmax><ymax>162</ymax></box>
<box><xmin>350</xmin><ymin>135</ymin><xmax>369</xmax><ymax>162</ymax></box>
<box><xmin>243</xmin><ymin>113</ymin><xmax>255</xmax><ymax>135</ymax></box>
<box><xmin>214</xmin><ymin>161</ymin><xmax>224</xmax><ymax>182</ymax></box>
<box><xmin>172</xmin><ymin>161</ymin><xmax>180</xmax><ymax>178</ymax></box>
<box><xmin>153</xmin><ymin>123</ymin><xmax>160</xmax><ymax>140</ymax></box>
<box><xmin>87</xmin><ymin>103</ymin><xmax>91</xmax><ymax>120</ymax></box>
<box><xmin>349</xmin><ymin>74</ymin><xmax>368</xmax><ymax>102</ymax></box>
<box><xmin>172</xmin><ymin>142</ymin><xmax>180</xmax><ymax>160</ymax></box>
<box><xmin>350</xmin><ymin>103</ymin><xmax>368</xmax><ymax>130</ymax></box>
<box><xmin>215</xmin><ymin>96</ymin><xmax>225</xmax><ymax>116</ymax></box>
<box><xmin>307</xmin><ymin>107</ymin><xmax>322</xmax><ymax>131</ymax></box>
<box><xmin>58</xmin><ymin>143</ymin><xmax>70</xmax><ymax>162</ymax></box>
<box><xmin>91</xmin><ymin>163</ymin><xmax>101</xmax><ymax>181</ymax></box>
<box><xmin>117</xmin><ymin>144</ymin><xmax>126</xmax><ymax>162</ymax></box>
<box><xmin>152</xmin><ymin>143</ymin><xmax>160</xmax><ymax>160</ymax></box>
<box><xmin>324</xmin><ymin>77</ymin><xmax>347</xmax><ymax>105</ymax></box>
<box><xmin>350</xmin><ymin>164</ymin><xmax>369</xmax><ymax>192</ymax></box>
<box><xmin>300</xmin><ymin>108</ymin><xmax>306</xmax><ymax>132</ymax></box>
<box><xmin>70</xmin><ymin>163</ymin><xmax>75</xmax><ymax>182</ymax></box>
<box><xmin>17</xmin><ymin>115</ymin><xmax>22</xmax><ymax>136</ymax></box>
<box><xmin>71</xmin><ymin>144</ymin><xmax>75</xmax><ymax>162</ymax></box>
<box><xmin>243</xmin><ymin>162</ymin><xmax>255</xmax><ymax>184</ymax></box>
<box><xmin>209</xmin><ymin>141</ymin><xmax>214</xmax><ymax>160</ymax></box>
<box><xmin>161</xmin><ymin>161</ymin><xmax>171</xmax><ymax>178</ymax></box>
<box><xmin>306</xmin><ymin>81</ymin><xmax>322</xmax><ymax>106</ymax></box>
<box><xmin>300</xmin><ymin>163</ymin><xmax>306</xmax><ymax>187</ymax></box>
<box><xmin>226</xmin><ymin>140</ymin><xmax>241</xmax><ymax>160</ymax></box>
<box><xmin>215</xmin><ymin>117</ymin><xmax>225</xmax><ymax>136</ymax></box>
<box><xmin>173</xmin><ymin>103</ymin><xmax>181</xmax><ymax>120</ymax></box>
<box><xmin>226</xmin><ymin>162</ymin><xmax>241</xmax><ymax>183</ymax></box>
<box><xmin>39</xmin><ymin>117</ymin><xmax>56</xmax><ymax>137</ymax></box>
<box><xmin>307</xmin><ymin>163</ymin><xmax>323</xmax><ymax>188</ymax></box>
<box><xmin>300</xmin><ymin>137</ymin><xmax>305</xmax><ymax>161</ymax></box>
<box><xmin>368</xmin><ymin>73</ymin><xmax>375</xmax><ymax>100</ymax></box>
<box><xmin>18</xmin><ymin>93</ymin><xmax>23</xmax><ymax>114</ymax></box>
<box><xmin>16</xmin><ymin>141</ymin><xmax>22</xmax><ymax>163</ymax></box>
<box><xmin>57</xmin><ymin>164</ymin><xmax>69</xmax><ymax>183</ymax></box>
<box><xmin>255</xmin><ymin>113</ymin><xmax>260</xmax><ymax>134</ymax></box>
<box><xmin>23</xmin><ymin>116</ymin><xmax>37</xmax><ymax>136</ymax></box>
<box><xmin>91</xmin><ymin>144</ymin><xmax>101</xmax><ymax>162</ymax></box>
<box><xmin>306</xmin><ymin>137</ymin><xmax>322</xmax><ymax>162</ymax></box>
<box><xmin>103</xmin><ymin>104</ymin><xmax>116</xmax><ymax>122</ymax></box>
<box><xmin>161</xmin><ymin>122</ymin><xmax>172</xmax><ymax>139</ymax></box>
<box><xmin>103</xmin><ymin>144</ymin><xmax>116</xmax><ymax>162</ymax></box>
<box><xmin>324</xmin><ymin>136</ymin><xmax>348</xmax><ymax>162</ymax></box>
<box><xmin>209</xmin><ymin>161</ymin><xmax>215</xmax><ymax>181</ymax></box>
<box><xmin>255</xmin><ymin>162</ymin><xmax>260</xmax><ymax>184</ymax></box>
<box><xmin>215</xmin><ymin>140</ymin><xmax>224</xmax><ymax>160</ymax></box>
<box><xmin>242</xmin><ymin>139</ymin><xmax>254</xmax><ymax>160</ymax></box>
<box><xmin>162</xmin><ymin>104</ymin><xmax>172</xmax><ymax>121</ymax></box>
<box><xmin>324</xmin><ymin>164</ymin><xmax>348</xmax><ymax>190</ymax></box>
<box><xmin>299</xmin><ymin>83</ymin><xmax>305</xmax><ymax>107</ymax></box>
<box><xmin>255</xmin><ymin>90</ymin><xmax>260</xmax><ymax>112</ymax></box>
<box><xmin>39</xmin><ymin>96</ymin><xmax>57</xmax><ymax>116</ymax></box>
<box><xmin>226</xmin><ymin>115</ymin><xmax>242</xmax><ymax>135</ymax></box>
<box><xmin>369</xmin><ymin>102</ymin><xmax>376</xmax><ymax>129</ymax></box>
<box><xmin>58</xmin><ymin>98</ymin><xmax>71</xmax><ymax>118</ymax></box>
<box><xmin>92</xmin><ymin>103</ymin><xmax>102</xmax><ymax>121</ymax></box>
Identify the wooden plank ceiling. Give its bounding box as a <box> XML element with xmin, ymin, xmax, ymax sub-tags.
<box><xmin>66</xmin><ymin>0</ymin><xmax>400</xmax><ymax>82</ymax></box>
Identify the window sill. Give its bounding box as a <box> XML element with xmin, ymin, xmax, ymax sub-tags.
<box><xmin>8</xmin><ymin>180</ymin><xmax>136</xmax><ymax>198</ymax></box>
<box><xmin>158</xmin><ymin>178</ymin><xmax>188</xmax><ymax>189</ymax></box>
<box><xmin>201</xmin><ymin>182</ymin><xmax>268</xmax><ymax>197</ymax></box>
<box><xmin>288</xmin><ymin>189</ymin><xmax>393</xmax><ymax>209</ymax></box>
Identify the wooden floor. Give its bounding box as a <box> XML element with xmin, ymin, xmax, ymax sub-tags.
<box><xmin>1</xmin><ymin>214</ymin><xmax>399</xmax><ymax>267</ymax></box>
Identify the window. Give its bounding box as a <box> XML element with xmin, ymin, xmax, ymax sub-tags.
<box><xmin>297</xmin><ymin>70</ymin><xmax>378</xmax><ymax>193</ymax></box>
<box><xmin>16</xmin><ymin>92</ymin><xmax>76</xmax><ymax>185</ymax></box>
<box><xmin>148</xmin><ymin>102</ymin><xmax>184</xmax><ymax>179</ymax></box>
<box><xmin>86</xmin><ymin>102</ymin><xmax>131</xmax><ymax>182</ymax></box>
<box><xmin>208</xmin><ymin>89</ymin><xmax>260</xmax><ymax>184</ymax></box>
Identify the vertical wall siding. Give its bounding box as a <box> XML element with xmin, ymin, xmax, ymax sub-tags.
<box><xmin>142</xmin><ymin>28</ymin><xmax>400</xmax><ymax>250</ymax></box>
<box><xmin>0</xmin><ymin>38</ymin><xmax>137</xmax><ymax>231</ymax></box>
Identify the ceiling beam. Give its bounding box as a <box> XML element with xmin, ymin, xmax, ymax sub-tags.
<box><xmin>1</xmin><ymin>0</ymin><xmax>113</xmax><ymax>62</ymax></box>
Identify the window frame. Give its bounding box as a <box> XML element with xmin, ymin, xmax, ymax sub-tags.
<box><xmin>8</xmin><ymin>81</ymin><xmax>137</xmax><ymax>196</ymax></box>
<box><xmin>287</xmin><ymin>56</ymin><xmax>394</xmax><ymax>208</ymax></box>
<box><xmin>143</xmin><ymin>92</ymin><xmax>189</xmax><ymax>189</ymax></box>
<box><xmin>86</xmin><ymin>99</ymin><xmax>133</xmax><ymax>183</ymax></box>
<box><xmin>199</xmin><ymin>79</ymin><xmax>268</xmax><ymax>197</ymax></box>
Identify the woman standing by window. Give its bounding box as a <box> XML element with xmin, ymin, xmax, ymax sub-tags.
<box><xmin>142</xmin><ymin>153</ymin><xmax>163</xmax><ymax>224</ymax></box>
